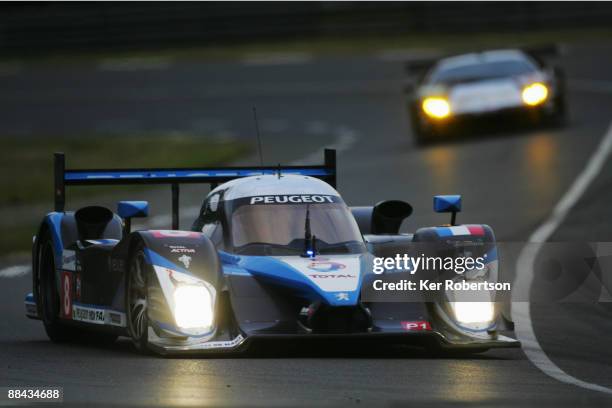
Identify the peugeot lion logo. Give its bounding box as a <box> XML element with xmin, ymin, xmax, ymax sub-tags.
<box><xmin>178</xmin><ymin>255</ymin><xmax>192</xmax><ymax>268</ymax></box>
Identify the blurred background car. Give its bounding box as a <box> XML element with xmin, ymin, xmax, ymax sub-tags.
<box><xmin>407</xmin><ymin>48</ymin><xmax>567</xmax><ymax>144</ymax></box>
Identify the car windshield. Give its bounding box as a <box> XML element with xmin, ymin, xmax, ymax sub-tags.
<box><xmin>230</xmin><ymin>199</ymin><xmax>365</xmax><ymax>256</ymax></box>
<box><xmin>430</xmin><ymin>59</ymin><xmax>536</xmax><ymax>84</ymax></box>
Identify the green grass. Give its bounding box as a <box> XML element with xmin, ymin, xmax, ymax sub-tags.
<box><xmin>0</xmin><ymin>133</ymin><xmax>249</xmax><ymax>207</ymax></box>
<box><xmin>0</xmin><ymin>133</ymin><xmax>249</xmax><ymax>255</ymax></box>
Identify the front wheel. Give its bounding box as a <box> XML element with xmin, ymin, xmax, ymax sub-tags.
<box><xmin>38</xmin><ymin>233</ymin><xmax>81</xmax><ymax>342</ymax></box>
<box><xmin>126</xmin><ymin>245</ymin><xmax>150</xmax><ymax>353</ymax></box>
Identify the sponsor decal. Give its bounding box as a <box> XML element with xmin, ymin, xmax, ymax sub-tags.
<box><xmin>61</xmin><ymin>272</ymin><xmax>72</xmax><ymax>318</ymax></box>
<box><xmin>195</xmin><ymin>335</ymin><xmax>245</xmax><ymax>350</ymax></box>
<box><xmin>335</xmin><ymin>292</ymin><xmax>350</xmax><ymax>301</ymax></box>
<box><xmin>109</xmin><ymin>313</ymin><xmax>121</xmax><ymax>325</ymax></box>
<box><xmin>178</xmin><ymin>255</ymin><xmax>192</xmax><ymax>268</ymax></box>
<box><xmin>72</xmin><ymin>305</ymin><xmax>105</xmax><ymax>325</ymax></box>
<box><xmin>309</xmin><ymin>274</ymin><xmax>356</xmax><ymax>279</ymax></box>
<box><xmin>249</xmin><ymin>195</ymin><xmax>337</xmax><ymax>205</ymax></box>
<box><xmin>62</xmin><ymin>250</ymin><xmax>76</xmax><ymax>271</ymax></box>
<box><xmin>169</xmin><ymin>245</ymin><xmax>196</xmax><ymax>254</ymax></box>
<box><xmin>307</xmin><ymin>260</ymin><xmax>346</xmax><ymax>272</ymax></box>
<box><xmin>108</xmin><ymin>312</ymin><xmax>125</xmax><ymax>327</ymax></box>
<box><xmin>152</xmin><ymin>230</ymin><xmax>200</xmax><ymax>239</ymax></box>
<box><xmin>277</xmin><ymin>255</ymin><xmax>361</xmax><ymax>293</ymax></box>
<box><xmin>401</xmin><ymin>321</ymin><xmax>432</xmax><ymax>331</ymax></box>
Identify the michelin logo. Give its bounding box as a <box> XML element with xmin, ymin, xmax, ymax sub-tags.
<box><xmin>250</xmin><ymin>195</ymin><xmax>336</xmax><ymax>205</ymax></box>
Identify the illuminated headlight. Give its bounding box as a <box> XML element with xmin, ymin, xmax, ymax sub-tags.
<box><xmin>422</xmin><ymin>97</ymin><xmax>451</xmax><ymax>119</ymax></box>
<box><xmin>451</xmin><ymin>301</ymin><xmax>494</xmax><ymax>324</ymax></box>
<box><xmin>173</xmin><ymin>285</ymin><xmax>214</xmax><ymax>330</ymax></box>
<box><xmin>521</xmin><ymin>82</ymin><xmax>548</xmax><ymax>106</ymax></box>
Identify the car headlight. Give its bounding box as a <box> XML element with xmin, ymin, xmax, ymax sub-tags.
<box><xmin>451</xmin><ymin>301</ymin><xmax>494</xmax><ymax>324</ymax></box>
<box><xmin>521</xmin><ymin>82</ymin><xmax>548</xmax><ymax>106</ymax></box>
<box><xmin>422</xmin><ymin>97</ymin><xmax>451</xmax><ymax>119</ymax></box>
<box><xmin>173</xmin><ymin>284</ymin><xmax>214</xmax><ymax>330</ymax></box>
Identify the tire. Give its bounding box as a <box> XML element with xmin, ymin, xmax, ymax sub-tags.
<box><xmin>126</xmin><ymin>244</ymin><xmax>150</xmax><ymax>353</ymax></box>
<box><xmin>38</xmin><ymin>232</ymin><xmax>80</xmax><ymax>342</ymax></box>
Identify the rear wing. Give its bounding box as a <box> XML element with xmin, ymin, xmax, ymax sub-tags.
<box><xmin>54</xmin><ymin>149</ymin><xmax>337</xmax><ymax>229</ymax></box>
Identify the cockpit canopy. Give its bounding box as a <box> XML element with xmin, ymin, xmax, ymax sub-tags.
<box><xmin>228</xmin><ymin>194</ymin><xmax>365</xmax><ymax>256</ymax></box>
<box><xmin>194</xmin><ymin>175</ymin><xmax>365</xmax><ymax>256</ymax></box>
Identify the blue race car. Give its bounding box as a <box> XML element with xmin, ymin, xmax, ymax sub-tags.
<box><xmin>25</xmin><ymin>149</ymin><xmax>519</xmax><ymax>355</ymax></box>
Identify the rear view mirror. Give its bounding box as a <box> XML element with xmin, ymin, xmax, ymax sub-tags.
<box><xmin>118</xmin><ymin>201</ymin><xmax>149</xmax><ymax>219</ymax></box>
<box><xmin>117</xmin><ymin>201</ymin><xmax>149</xmax><ymax>235</ymax></box>
<box><xmin>433</xmin><ymin>195</ymin><xmax>461</xmax><ymax>225</ymax></box>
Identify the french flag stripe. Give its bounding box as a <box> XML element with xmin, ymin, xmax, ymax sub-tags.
<box><xmin>467</xmin><ymin>225</ymin><xmax>485</xmax><ymax>236</ymax></box>
<box><xmin>437</xmin><ymin>225</ymin><xmax>471</xmax><ymax>236</ymax></box>
<box><xmin>436</xmin><ymin>227</ymin><xmax>453</xmax><ymax>237</ymax></box>
<box><xmin>450</xmin><ymin>226</ymin><xmax>470</xmax><ymax>235</ymax></box>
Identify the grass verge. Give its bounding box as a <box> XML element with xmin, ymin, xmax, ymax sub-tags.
<box><xmin>0</xmin><ymin>133</ymin><xmax>249</xmax><ymax>255</ymax></box>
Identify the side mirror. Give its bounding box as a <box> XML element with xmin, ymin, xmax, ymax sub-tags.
<box><xmin>433</xmin><ymin>195</ymin><xmax>461</xmax><ymax>225</ymax></box>
<box><xmin>117</xmin><ymin>201</ymin><xmax>149</xmax><ymax>234</ymax></box>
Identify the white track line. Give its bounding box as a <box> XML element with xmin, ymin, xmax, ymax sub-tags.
<box><xmin>0</xmin><ymin>264</ymin><xmax>30</xmax><ymax>278</ymax></box>
<box><xmin>512</xmin><ymin>122</ymin><xmax>612</xmax><ymax>395</ymax></box>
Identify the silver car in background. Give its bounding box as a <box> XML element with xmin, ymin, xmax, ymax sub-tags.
<box><xmin>407</xmin><ymin>48</ymin><xmax>566</xmax><ymax>144</ymax></box>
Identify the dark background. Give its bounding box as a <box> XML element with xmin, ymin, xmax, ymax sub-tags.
<box><xmin>2</xmin><ymin>2</ymin><xmax>612</xmax><ymax>55</ymax></box>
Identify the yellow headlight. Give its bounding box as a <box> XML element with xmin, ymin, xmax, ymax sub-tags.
<box><xmin>422</xmin><ymin>97</ymin><xmax>451</xmax><ymax>119</ymax></box>
<box><xmin>522</xmin><ymin>82</ymin><xmax>548</xmax><ymax>106</ymax></box>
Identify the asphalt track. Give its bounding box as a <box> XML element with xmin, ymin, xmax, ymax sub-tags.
<box><xmin>1</xmin><ymin>42</ymin><xmax>612</xmax><ymax>406</ymax></box>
